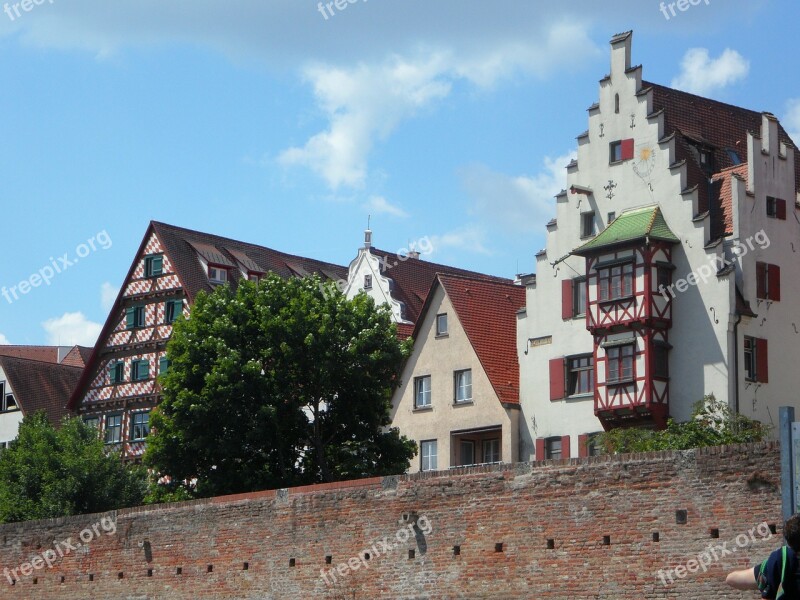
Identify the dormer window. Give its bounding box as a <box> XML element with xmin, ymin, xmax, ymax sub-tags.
<box><xmin>247</xmin><ymin>272</ymin><xmax>262</xmax><ymax>282</ymax></box>
<box><xmin>208</xmin><ymin>266</ymin><xmax>228</xmax><ymax>284</ymax></box>
<box><xmin>144</xmin><ymin>254</ymin><xmax>163</xmax><ymax>278</ymax></box>
<box><xmin>364</xmin><ymin>274</ymin><xmax>373</xmax><ymax>290</ymax></box>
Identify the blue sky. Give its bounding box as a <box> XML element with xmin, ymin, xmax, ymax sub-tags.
<box><xmin>0</xmin><ymin>0</ymin><xmax>797</xmax><ymax>346</ymax></box>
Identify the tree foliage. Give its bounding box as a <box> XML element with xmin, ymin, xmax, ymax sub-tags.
<box><xmin>598</xmin><ymin>395</ymin><xmax>770</xmax><ymax>454</ymax></box>
<box><xmin>144</xmin><ymin>275</ymin><xmax>416</xmax><ymax>498</ymax></box>
<box><xmin>0</xmin><ymin>413</ymin><xmax>147</xmax><ymax>523</ymax></box>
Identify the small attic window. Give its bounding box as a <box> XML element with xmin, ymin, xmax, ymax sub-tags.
<box><xmin>208</xmin><ymin>266</ymin><xmax>228</xmax><ymax>284</ymax></box>
<box><xmin>725</xmin><ymin>148</ymin><xmax>742</xmax><ymax>165</ymax></box>
<box><xmin>614</xmin><ymin>94</ymin><xmax>620</xmax><ymax>114</ymax></box>
<box><xmin>144</xmin><ymin>254</ymin><xmax>164</xmax><ymax>278</ymax></box>
<box><xmin>436</xmin><ymin>313</ymin><xmax>448</xmax><ymax>336</ymax></box>
<box><xmin>364</xmin><ymin>274</ymin><xmax>373</xmax><ymax>290</ymax></box>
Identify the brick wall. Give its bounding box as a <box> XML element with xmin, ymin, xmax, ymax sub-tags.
<box><xmin>0</xmin><ymin>442</ymin><xmax>782</xmax><ymax>599</ymax></box>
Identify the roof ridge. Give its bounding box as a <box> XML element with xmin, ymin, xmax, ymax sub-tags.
<box><xmin>646</xmin><ymin>205</ymin><xmax>660</xmax><ymax>234</ymax></box>
<box><xmin>643</xmin><ymin>80</ymin><xmax>767</xmax><ymax>119</ymax></box>
<box><xmin>436</xmin><ymin>272</ymin><xmax>519</xmax><ymax>287</ymax></box>
<box><xmin>0</xmin><ymin>355</ymin><xmax>83</xmax><ymax>370</ymax></box>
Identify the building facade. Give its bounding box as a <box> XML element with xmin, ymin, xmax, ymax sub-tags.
<box><xmin>518</xmin><ymin>31</ymin><xmax>799</xmax><ymax>460</ymax></box>
<box><xmin>390</xmin><ymin>274</ymin><xmax>524</xmax><ymax>472</ymax></box>
<box><xmin>68</xmin><ymin>222</ymin><xmax>348</xmax><ymax>459</ymax></box>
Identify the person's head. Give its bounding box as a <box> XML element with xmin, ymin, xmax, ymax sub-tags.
<box><xmin>785</xmin><ymin>515</ymin><xmax>800</xmax><ymax>551</ymax></box>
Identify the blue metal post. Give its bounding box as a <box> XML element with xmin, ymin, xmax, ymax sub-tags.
<box><xmin>780</xmin><ymin>406</ymin><xmax>795</xmax><ymax>522</ymax></box>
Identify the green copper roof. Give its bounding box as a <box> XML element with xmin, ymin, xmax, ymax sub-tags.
<box><xmin>573</xmin><ymin>205</ymin><xmax>679</xmax><ymax>255</ymax></box>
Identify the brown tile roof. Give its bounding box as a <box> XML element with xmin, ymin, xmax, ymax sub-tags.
<box><xmin>151</xmin><ymin>222</ymin><xmax>349</xmax><ymax>302</ymax></box>
<box><xmin>645</xmin><ymin>81</ymin><xmax>799</xmax><ymax>238</ymax></box>
<box><xmin>711</xmin><ymin>164</ymin><xmax>748</xmax><ymax>237</ymax></box>
<box><xmin>419</xmin><ymin>275</ymin><xmax>525</xmax><ymax>406</ymax></box>
<box><xmin>368</xmin><ymin>249</ymin><xmax>511</xmax><ymax>324</ymax></box>
<box><xmin>70</xmin><ymin>222</ymin><xmax>349</xmax><ymax>410</ymax></box>
<box><xmin>0</xmin><ymin>346</ymin><xmax>59</xmax><ymax>363</ymax></box>
<box><xmin>0</xmin><ymin>356</ymin><xmax>80</xmax><ymax>426</ymax></box>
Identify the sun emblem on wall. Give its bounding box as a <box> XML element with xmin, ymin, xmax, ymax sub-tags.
<box><xmin>633</xmin><ymin>145</ymin><xmax>657</xmax><ymax>190</ymax></box>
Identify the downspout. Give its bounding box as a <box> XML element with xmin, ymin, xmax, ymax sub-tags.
<box><xmin>733</xmin><ymin>312</ymin><xmax>742</xmax><ymax>415</ymax></box>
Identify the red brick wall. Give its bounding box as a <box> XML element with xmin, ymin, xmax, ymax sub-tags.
<box><xmin>0</xmin><ymin>442</ymin><xmax>782</xmax><ymax>599</ymax></box>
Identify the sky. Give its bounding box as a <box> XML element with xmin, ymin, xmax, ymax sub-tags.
<box><xmin>0</xmin><ymin>0</ymin><xmax>797</xmax><ymax>347</ymax></box>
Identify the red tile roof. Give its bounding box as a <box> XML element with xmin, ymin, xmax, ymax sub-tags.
<box><xmin>368</xmin><ymin>248</ymin><xmax>512</xmax><ymax>325</ymax></box>
<box><xmin>645</xmin><ymin>81</ymin><xmax>799</xmax><ymax>238</ymax></box>
<box><xmin>423</xmin><ymin>275</ymin><xmax>525</xmax><ymax>406</ymax></box>
<box><xmin>60</xmin><ymin>345</ymin><xmax>93</xmax><ymax>368</ymax></box>
<box><xmin>0</xmin><ymin>356</ymin><xmax>80</xmax><ymax>426</ymax></box>
<box><xmin>711</xmin><ymin>164</ymin><xmax>748</xmax><ymax>236</ymax></box>
<box><xmin>0</xmin><ymin>346</ymin><xmax>60</xmax><ymax>363</ymax></box>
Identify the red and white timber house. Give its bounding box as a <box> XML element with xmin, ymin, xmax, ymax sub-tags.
<box><xmin>517</xmin><ymin>31</ymin><xmax>799</xmax><ymax>461</ymax></box>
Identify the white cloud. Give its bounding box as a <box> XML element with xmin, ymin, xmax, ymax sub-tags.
<box><xmin>363</xmin><ymin>195</ymin><xmax>409</xmax><ymax>218</ymax></box>
<box><xmin>100</xmin><ymin>282</ymin><xmax>119</xmax><ymax>312</ymax></box>
<box><xmin>462</xmin><ymin>151</ymin><xmax>577</xmax><ymax>233</ymax></box>
<box><xmin>42</xmin><ymin>312</ymin><xmax>102</xmax><ymax>347</ymax></box>
<box><xmin>0</xmin><ymin>333</ymin><xmax>10</xmax><ymax>345</ymax></box>
<box><xmin>671</xmin><ymin>48</ymin><xmax>750</xmax><ymax>96</ymax></box>
<box><xmin>785</xmin><ymin>99</ymin><xmax>800</xmax><ymax>145</ymax></box>
<box><xmin>429</xmin><ymin>225</ymin><xmax>493</xmax><ymax>257</ymax></box>
<box><xmin>278</xmin><ymin>22</ymin><xmax>598</xmax><ymax>189</ymax></box>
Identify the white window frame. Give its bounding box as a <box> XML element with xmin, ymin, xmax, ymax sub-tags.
<box><xmin>208</xmin><ymin>266</ymin><xmax>228</xmax><ymax>284</ymax></box>
<box><xmin>420</xmin><ymin>440</ymin><xmax>438</xmax><ymax>472</ymax></box>
<box><xmin>483</xmin><ymin>438</ymin><xmax>501</xmax><ymax>464</ymax></box>
<box><xmin>131</xmin><ymin>411</ymin><xmax>150</xmax><ymax>441</ymax></box>
<box><xmin>414</xmin><ymin>376</ymin><xmax>432</xmax><ymax>409</ymax></box>
<box><xmin>454</xmin><ymin>369</ymin><xmax>472</xmax><ymax>404</ymax></box>
<box><xmin>436</xmin><ymin>313</ymin><xmax>448</xmax><ymax>336</ymax></box>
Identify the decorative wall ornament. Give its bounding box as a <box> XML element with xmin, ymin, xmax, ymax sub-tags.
<box><xmin>604</xmin><ymin>180</ymin><xmax>617</xmax><ymax>200</ymax></box>
<box><xmin>633</xmin><ymin>146</ymin><xmax>657</xmax><ymax>192</ymax></box>
<box><xmin>599</xmin><ymin>123</ymin><xmax>605</xmax><ymax>138</ymax></box>
<box><xmin>709</xmin><ymin>307</ymin><xmax>718</xmax><ymax>324</ymax></box>
<box><xmin>630</xmin><ymin>114</ymin><xmax>636</xmax><ymax>129</ymax></box>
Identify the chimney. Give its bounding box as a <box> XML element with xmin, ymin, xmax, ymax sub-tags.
<box><xmin>364</xmin><ymin>229</ymin><xmax>372</xmax><ymax>249</ymax></box>
<box><xmin>408</xmin><ymin>250</ymin><xmax>420</xmax><ymax>259</ymax></box>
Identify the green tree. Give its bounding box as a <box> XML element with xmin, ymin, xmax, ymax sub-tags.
<box><xmin>144</xmin><ymin>275</ymin><xmax>416</xmax><ymax>498</ymax></box>
<box><xmin>598</xmin><ymin>395</ymin><xmax>769</xmax><ymax>454</ymax></box>
<box><xmin>0</xmin><ymin>413</ymin><xmax>147</xmax><ymax>523</ymax></box>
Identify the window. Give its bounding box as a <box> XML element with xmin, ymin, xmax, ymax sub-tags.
<box><xmin>364</xmin><ymin>274</ymin><xmax>373</xmax><ymax>290</ymax></box>
<box><xmin>610</xmin><ymin>139</ymin><xmax>634</xmax><ymax>163</ymax></box>
<box><xmin>454</xmin><ymin>369</ymin><xmax>472</xmax><ymax>403</ymax></box>
<box><xmin>608</xmin><ymin>211</ymin><xmax>616</xmax><ymax>223</ymax></box>
<box><xmin>767</xmin><ymin>197</ymin><xmax>787</xmax><ymax>220</ymax></box>
<box><xmin>586</xmin><ymin>433</ymin><xmax>603</xmax><ymax>457</ymax></box>
<box><xmin>744</xmin><ymin>336</ymin><xmax>769</xmax><ymax>383</ymax></box>
<box><xmin>653</xmin><ymin>344</ymin><xmax>669</xmax><ymax>379</ymax></box>
<box><xmin>607</xmin><ymin>344</ymin><xmax>634</xmax><ymax>384</ymax></box>
<box><xmin>598</xmin><ymin>263</ymin><xmax>634</xmax><ymax>301</ymax></box>
<box><xmin>483</xmin><ymin>439</ymin><xmax>501</xmax><ymax>464</ymax></box>
<box><xmin>165</xmin><ymin>299</ymin><xmax>183</xmax><ymax>324</ymax></box>
<box><xmin>581</xmin><ymin>212</ymin><xmax>595</xmax><ymax>238</ymax></box>
<box><xmin>756</xmin><ymin>262</ymin><xmax>781</xmax><ymax>301</ymax></box>
<box><xmin>420</xmin><ymin>440</ymin><xmax>438</xmax><ymax>471</ymax></box>
<box><xmin>436</xmin><ymin>313</ymin><xmax>448</xmax><ymax>336</ymax></box>
<box><xmin>460</xmin><ymin>440</ymin><xmax>475</xmax><ymax>466</ymax></box>
<box><xmin>131</xmin><ymin>412</ymin><xmax>150</xmax><ymax>441</ymax></box>
<box><xmin>109</xmin><ymin>361</ymin><xmax>125</xmax><ymax>384</ymax></box>
<box><xmin>131</xmin><ymin>359</ymin><xmax>150</xmax><ymax>381</ymax></box>
<box><xmin>159</xmin><ymin>356</ymin><xmax>171</xmax><ymax>376</ymax></box>
<box><xmin>414</xmin><ymin>376</ymin><xmax>431</xmax><ymax>409</ymax></box>
<box><xmin>126</xmin><ymin>306</ymin><xmax>145</xmax><ymax>329</ymax></box>
<box><xmin>545</xmin><ymin>437</ymin><xmax>562</xmax><ymax>460</ymax></box>
<box><xmin>657</xmin><ymin>266</ymin><xmax>672</xmax><ymax>291</ymax></box>
<box><xmin>104</xmin><ymin>414</ymin><xmax>122</xmax><ymax>444</ymax></box>
<box><xmin>3</xmin><ymin>393</ymin><xmax>17</xmax><ymax>412</ymax></box>
<box><xmin>567</xmin><ymin>355</ymin><xmax>594</xmax><ymax>396</ymax></box>
<box><xmin>144</xmin><ymin>254</ymin><xmax>163</xmax><ymax>278</ymax></box>
<box><xmin>614</xmin><ymin>93</ymin><xmax>620</xmax><ymax>114</ymax></box>
<box><xmin>247</xmin><ymin>272</ymin><xmax>262</xmax><ymax>282</ymax></box>
<box><xmin>572</xmin><ymin>278</ymin><xmax>586</xmax><ymax>317</ymax></box>
<box><xmin>83</xmin><ymin>417</ymin><xmax>100</xmax><ymax>430</ymax></box>
<box><xmin>208</xmin><ymin>266</ymin><xmax>228</xmax><ymax>284</ymax></box>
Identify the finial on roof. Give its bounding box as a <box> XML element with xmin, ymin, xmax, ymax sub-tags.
<box><xmin>364</xmin><ymin>215</ymin><xmax>372</xmax><ymax>249</ymax></box>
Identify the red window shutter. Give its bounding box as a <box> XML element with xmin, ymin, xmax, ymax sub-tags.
<box><xmin>621</xmin><ymin>138</ymin><xmax>634</xmax><ymax>161</ymax></box>
<box><xmin>777</xmin><ymin>199</ymin><xmax>787</xmax><ymax>220</ymax></box>
<box><xmin>578</xmin><ymin>434</ymin><xmax>589</xmax><ymax>458</ymax></box>
<box><xmin>756</xmin><ymin>262</ymin><xmax>767</xmax><ymax>299</ymax></box>
<box><xmin>756</xmin><ymin>338</ymin><xmax>769</xmax><ymax>383</ymax></box>
<box><xmin>769</xmin><ymin>264</ymin><xmax>781</xmax><ymax>301</ymax></box>
<box><xmin>562</xmin><ymin>279</ymin><xmax>574</xmax><ymax>320</ymax></box>
<box><xmin>549</xmin><ymin>358</ymin><xmax>566</xmax><ymax>401</ymax></box>
<box><xmin>535</xmin><ymin>438</ymin><xmax>545</xmax><ymax>461</ymax></box>
<box><xmin>561</xmin><ymin>435</ymin><xmax>571</xmax><ymax>459</ymax></box>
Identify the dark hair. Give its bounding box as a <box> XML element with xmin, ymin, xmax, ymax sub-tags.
<box><xmin>785</xmin><ymin>515</ymin><xmax>800</xmax><ymax>551</ymax></box>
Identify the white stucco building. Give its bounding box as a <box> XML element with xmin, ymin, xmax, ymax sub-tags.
<box><xmin>518</xmin><ymin>31</ymin><xmax>799</xmax><ymax>460</ymax></box>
